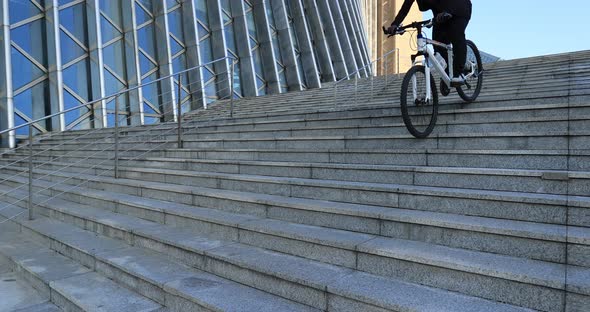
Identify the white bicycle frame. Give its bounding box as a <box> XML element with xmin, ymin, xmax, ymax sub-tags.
<box><xmin>410</xmin><ymin>26</ymin><xmax>477</xmax><ymax>102</ymax></box>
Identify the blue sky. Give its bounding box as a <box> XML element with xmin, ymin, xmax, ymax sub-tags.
<box><xmin>420</xmin><ymin>0</ymin><xmax>590</xmax><ymax>60</ymax></box>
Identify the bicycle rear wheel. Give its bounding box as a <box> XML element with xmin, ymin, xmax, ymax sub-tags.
<box><xmin>400</xmin><ymin>65</ymin><xmax>438</xmax><ymax>138</ymax></box>
<box><xmin>457</xmin><ymin>40</ymin><xmax>483</xmax><ymax>103</ymax></box>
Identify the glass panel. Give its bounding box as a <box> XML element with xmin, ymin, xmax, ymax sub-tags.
<box><xmin>195</xmin><ymin>0</ymin><xmax>208</xmax><ymax>24</ymax></box>
<box><xmin>252</xmin><ymin>49</ymin><xmax>263</xmax><ymax>76</ymax></box>
<box><xmin>101</xmin><ymin>15</ymin><xmax>121</xmax><ymax>44</ymax></box>
<box><xmin>99</xmin><ymin>1</ymin><xmax>122</xmax><ymax>27</ymax></box>
<box><xmin>246</xmin><ymin>10</ymin><xmax>256</xmax><ymax>35</ymax></box>
<box><xmin>265</xmin><ymin>0</ymin><xmax>274</xmax><ymax>25</ymax></box>
<box><xmin>166</xmin><ymin>0</ymin><xmax>178</xmax><ymax>10</ymax></box>
<box><xmin>197</xmin><ymin>23</ymin><xmax>209</xmax><ymax>41</ymax></box>
<box><xmin>14</xmin><ymin>114</ymin><xmax>30</xmax><ymax>136</ymax></box>
<box><xmin>62</xmin><ymin>60</ymin><xmax>90</xmax><ymax>101</ymax></box>
<box><xmin>199</xmin><ymin>37</ymin><xmax>212</xmax><ymax>63</ymax></box>
<box><xmin>272</xmin><ymin>33</ymin><xmax>282</xmax><ymax>62</ymax></box>
<box><xmin>13</xmin><ymin>81</ymin><xmax>46</xmax><ymax>120</ymax></box>
<box><xmin>169</xmin><ymin>36</ymin><xmax>183</xmax><ymax>56</ymax></box>
<box><xmin>224</xmin><ymin>26</ymin><xmax>236</xmax><ymax>53</ymax></box>
<box><xmin>278</xmin><ymin>64</ymin><xmax>287</xmax><ymax>87</ymax></box>
<box><xmin>143</xmin><ymin>102</ymin><xmax>157</xmax><ymax>115</ymax></box>
<box><xmin>104</xmin><ymin>69</ymin><xmax>126</xmax><ymax>96</ymax></box>
<box><xmin>58</xmin><ymin>0</ymin><xmax>77</xmax><ymax>6</ymax></box>
<box><xmin>137</xmin><ymin>24</ymin><xmax>156</xmax><ymax>57</ymax></box>
<box><xmin>143</xmin><ymin>116</ymin><xmax>159</xmax><ymax>125</ymax></box>
<box><xmin>141</xmin><ymin>73</ymin><xmax>159</xmax><ymax>106</ymax></box>
<box><xmin>139</xmin><ymin>52</ymin><xmax>156</xmax><ymax>76</ymax></box>
<box><xmin>60</xmin><ymin>30</ymin><xmax>86</xmax><ymax>64</ymax></box>
<box><xmin>137</xmin><ymin>0</ymin><xmax>152</xmax><ymax>12</ymax></box>
<box><xmin>202</xmin><ymin>67</ymin><xmax>214</xmax><ymax>84</ymax></box>
<box><xmin>59</xmin><ymin>3</ymin><xmax>87</xmax><ymax>43</ymax></box>
<box><xmin>172</xmin><ymin>54</ymin><xmax>188</xmax><ymax>89</ymax></box>
<box><xmin>204</xmin><ymin>81</ymin><xmax>217</xmax><ymax>99</ymax></box>
<box><xmin>135</xmin><ymin>2</ymin><xmax>152</xmax><ymax>25</ymax></box>
<box><xmin>12</xmin><ymin>19</ymin><xmax>46</xmax><ymax>66</ymax></box>
<box><xmin>220</xmin><ymin>0</ymin><xmax>230</xmax><ymax>13</ymax></box>
<box><xmin>63</xmin><ymin>89</ymin><xmax>88</xmax><ymax>126</ymax></box>
<box><xmin>167</xmin><ymin>8</ymin><xmax>184</xmax><ymax>41</ymax></box>
<box><xmin>233</xmin><ymin>64</ymin><xmax>242</xmax><ymax>96</ymax></box>
<box><xmin>103</xmin><ymin>40</ymin><xmax>126</xmax><ymax>79</ymax></box>
<box><xmin>106</xmin><ymin>113</ymin><xmax>115</xmax><ymax>127</ymax></box>
<box><xmin>222</xmin><ymin>10</ymin><xmax>231</xmax><ymax>25</ymax></box>
<box><xmin>106</xmin><ymin>112</ymin><xmax>128</xmax><ymax>127</ymax></box>
<box><xmin>181</xmin><ymin>102</ymin><xmax>189</xmax><ymax>114</ymax></box>
<box><xmin>11</xmin><ymin>47</ymin><xmax>45</xmax><ymax>90</ymax></box>
<box><xmin>9</xmin><ymin>0</ymin><xmax>42</xmax><ymax>24</ymax></box>
<box><xmin>172</xmin><ymin>54</ymin><xmax>186</xmax><ymax>74</ymax></box>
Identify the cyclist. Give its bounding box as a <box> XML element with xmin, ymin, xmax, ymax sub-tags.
<box><xmin>385</xmin><ymin>0</ymin><xmax>472</xmax><ymax>93</ymax></box>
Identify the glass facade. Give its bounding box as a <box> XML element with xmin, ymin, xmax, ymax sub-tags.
<box><xmin>0</xmin><ymin>0</ymin><xmax>370</xmax><ymax>147</ymax></box>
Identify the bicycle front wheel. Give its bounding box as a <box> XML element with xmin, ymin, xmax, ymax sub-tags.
<box><xmin>400</xmin><ymin>65</ymin><xmax>438</xmax><ymax>138</ymax></box>
<box><xmin>457</xmin><ymin>40</ymin><xmax>483</xmax><ymax>103</ymax></box>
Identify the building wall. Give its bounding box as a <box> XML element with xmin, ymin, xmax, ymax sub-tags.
<box><xmin>0</xmin><ymin>0</ymin><xmax>370</xmax><ymax>147</ymax></box>
<box><xmin>361</xmin><ymin>0</ymin><xmax>423</xmax><ymax>74</ymax></box>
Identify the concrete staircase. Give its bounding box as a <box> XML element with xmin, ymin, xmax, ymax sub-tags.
<box><xmin>0</xmin><ymin>50</ymin><xmax>589</xmax><ymax>312</ymax></box>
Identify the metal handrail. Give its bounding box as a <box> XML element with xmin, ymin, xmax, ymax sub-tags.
<box><xmin>0</xmin><ymin>56</ymin><xmax>235</xmax><ymax>137</ymax></box>
<box><xmin>0</xmin><ymin>81</ymin><xmax>235</xmax><ymax>222</ymax></box>
<box><xmin>0</xmin><ymin>66</ymin><xmax>232</xmax><ymax>180</ymax></box>
<box><xmin>335</xmin><ymin>48</ymin><xmax>400</xmax><ymax>83</ymax></box>
<box><xmin>0</xmin><ymin>56</ymin><xmax>237</xmax><ymax>221</ymax></box>
<box><xmin>333</xmin><ymin>48</ymin><xmax>400</xmax><ymax>108</ymax></box>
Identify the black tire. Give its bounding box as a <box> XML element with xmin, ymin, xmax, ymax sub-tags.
<box><xmin>457</xmin><ymin>40</ymin><xmax>483</xmax><ymax>103</ymax></box>
<box><xmin>400</xmin><ymin>65</ymin><xmax>438</xmax><ymax>138</ymax></box>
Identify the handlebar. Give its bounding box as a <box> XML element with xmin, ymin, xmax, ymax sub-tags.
<box><xmin>383</xmin><ymin>19</ymin><xmax>433</xmax><ymax>37</ymax></box>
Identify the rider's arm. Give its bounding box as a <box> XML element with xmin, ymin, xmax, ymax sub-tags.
<box><xmin>391</xmin><ymin>0</ymin><xmax>415</xmax><ymax>27</ymax></box>
<box><xmin>416</xmin><ymin>0</ymin><xmax>431</xmax><ymax>12</ymax></box>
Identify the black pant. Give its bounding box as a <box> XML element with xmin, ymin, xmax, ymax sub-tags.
<box><xmin>433</xmin><ymin>16</ymin><xmax>470</xmax><ymax>77</ymax></box>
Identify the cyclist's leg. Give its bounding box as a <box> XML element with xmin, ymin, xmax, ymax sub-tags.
<box><xmin>448</xmin><ymin>18</ymin><xmax>470</xmax><ymax>77</ymax></box>
<box><xmin>433</xmin><ymin>26</ymin><xmax>452</xmax><ymax>95</ymax></box>
<box><xmin>433</xmin><ymin>25</ymin><xmax>450</xmax><ymax>74</ymax></box>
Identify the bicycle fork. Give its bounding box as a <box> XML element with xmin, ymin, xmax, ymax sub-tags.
<box><xmin>411</xmin><ymin>64</ymin><xmax>433</xmax><ymax>103</ymax></box>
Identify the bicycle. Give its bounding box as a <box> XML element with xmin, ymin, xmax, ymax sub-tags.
<box><xmin>384</xmin><ymin>19</ymin><xmax>483</xmax><ymax>138</ymax></box>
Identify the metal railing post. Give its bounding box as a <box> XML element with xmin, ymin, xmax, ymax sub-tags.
<box><xmin>384</xmin><ymin>55</ymin><xmax>389</xmax><ymax>84</ymax></box>
<box><xmin>28</xmin><ymin>124</ymin><xmax>33</xmax><ymax>220</ymax></box>
<box><xmin>230</xmin><ymin>60</ymin><xmax>235</xmax><ymax>118</ymax></box>
<box><xmin>114</xmin><ymin>96</ymin><xmax>119</xmax><ymax>179</ymax></box>
<box><xmin>397</xmin><ymin>49</ymin><xmax>400</xmax><ymax>74</ymax></box>
<box><xmin>333</xmin><ymin>82</ymin><xmax>338</xmax><ymax>108</ymax></box>
<box><xmin>177</xmin><ymin>74</ymin><xmax>183</xmax><ymax>148</ymax></box>
<box><xmin>370</xmin><ymin>64</ymin><xmax>374</xmax><ymax>101</ymax></box>
<box><xmin>354</xmin><ymin>74</ymin><xmax>358</xmax><ymax>104</ymax></box>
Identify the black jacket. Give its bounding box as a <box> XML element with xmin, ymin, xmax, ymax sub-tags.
<box><xmin>391</xmin><ymin>0</ymin><xmax>472</xmax><ymax>26</ymax></box>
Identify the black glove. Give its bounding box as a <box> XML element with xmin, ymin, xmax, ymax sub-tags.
<box><xmin>384</xmin><ymin>24</ymin><xmax>399</xmax><ymax>35</ymax></box>
<box><xmin>435</xmin><ymin>12</ymin><xmax>453</xmax><ymax>24</ymax></box>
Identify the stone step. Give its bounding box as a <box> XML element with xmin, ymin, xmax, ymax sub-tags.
<box><xmin>0</xmin><ymin>258</ymin><xmax>58</xmax><ymax>312</ymax></box>
<box><xmin>3</xmin><ymin>154</ymin><xmax>589</xmax><ymax>197</ymax></box>
<box><xmin>3</xmin><ymin>158</ymin><xmax>590</xmax><ymax>225</ymax></box>
<box><xmin>40</xmin><ymin>109</ymin><xmax>590</xmax><ymax>143</ymax></box>
<box><xmin>0</xmin><ymin>196</ymin><xmax>571</xmax><ymax>312</ymax></box>
<box><xmin>25</xmin><ymin>91</ymin><xmax>587</xmax><ymax>146</ymax></box>
<box><xmin>0</xmin><ymin>229</ymin><xmax>162</xmax><ymax>312</ymax></box>
<box><xmin>1</xmin><ymin>220</ymin><xmax>318</xmax><ymax>312</ymax></box>
<box><xmin>1</xmin><ymin>170</ymin><xmax>589</xmax><ymax>267</ymax></box>
<box><xmin>35</xmin><ymin>115</ymin><xmax>590</xmax><ymax>145</ymax></box>
<box><xmin>3</xmin><ymin>161</ymin><xmax>589</xmax><ymax>226</ymax></box>
<box><xmin>24</xmin><ymin>131</ymin><xmax>590</xmax><ymax>153</ymax></box>
<box><xmin>9</xmin><ymin>147</ymin><xmax>588</xmax><ymax>172</ymax></box>
<box><xmin>11</xmin><ymin>302</ymin><xmax>62</xmax><ymax>312</ymax></box>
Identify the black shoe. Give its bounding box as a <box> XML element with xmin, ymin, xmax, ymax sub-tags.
<box><xmin>440</xmin><ymin>78</ymin><xmax>450</xmax><ymax>97</ymax></box>
<box><xmin>450</xmin><ymin>74</ymin><xmax>466</xmax><ymax>87</ymax></box>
